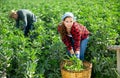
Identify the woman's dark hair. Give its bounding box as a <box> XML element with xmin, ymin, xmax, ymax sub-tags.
<box><xmin>59</xmin><ymin>16</ymin><xmax>72</xmax><ymax>39</ymax></box>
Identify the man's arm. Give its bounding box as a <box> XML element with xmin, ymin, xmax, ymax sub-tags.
<box><xmin>16</xmin><ymin>20</ymin><xmax>19</xmax><ymax>28</ymax></box>
<box><xmin>21</xmin><ymin>14</ymin><xmax>28</xmax><ymax>33</ymax></box>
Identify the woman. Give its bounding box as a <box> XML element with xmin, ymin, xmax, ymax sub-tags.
<box><xmin>58</xmin><ymin>12</ymin><xmax>90</xmax><ymax>61</ymax></box>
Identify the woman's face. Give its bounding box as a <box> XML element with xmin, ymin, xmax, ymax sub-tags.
<box><xmin>63</xmin><ymin>17</ymin><xmax>74</xmax><ymax>29</ymax></box>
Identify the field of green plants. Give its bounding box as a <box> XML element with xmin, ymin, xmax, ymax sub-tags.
<box><xmin>0</xmin><ymin>0</ymin><xmax>119</xmax><ymax>78</ymax></box>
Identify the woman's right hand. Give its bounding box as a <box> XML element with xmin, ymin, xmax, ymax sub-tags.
<box><xmin>70</xmin><ymin>49</ymin><xmax>74</xmax><ymax>54</ymax></box>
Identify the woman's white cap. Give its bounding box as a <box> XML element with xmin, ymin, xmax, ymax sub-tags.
<box><xmin>62</xmin><ymin>12</ymin><xmax>76</xmax><ymax>21</ymax></box>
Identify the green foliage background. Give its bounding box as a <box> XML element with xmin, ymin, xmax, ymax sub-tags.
<box><xmin>0</xmin><ymin>0</ymin><xmax>119</xmax><ymax>78</ymax></box>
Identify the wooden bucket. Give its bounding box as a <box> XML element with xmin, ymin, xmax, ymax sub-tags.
<box><xmin>60</xmin><ymin>60</ymin><xmax>92</xmax><ymax>78</ymax></box>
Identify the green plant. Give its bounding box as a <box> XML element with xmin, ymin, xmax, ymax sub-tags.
<box><xmin>0</xmin><ymin>0</ymin><xmax>119</xmax><ymax>78</ymax></box>
<box><xmin>63</xmin><ymin>56</ymin><xmax>84</xmax><ymax>71</ymax></box>
<box><xmin>114</xmin><ymin>69</ymin><xmax>120</xmax><ymax>78</ymax></box>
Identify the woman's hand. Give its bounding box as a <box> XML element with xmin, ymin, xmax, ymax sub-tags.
<box><xmin>75</xmin><ymin>51</ymin><xmax>80</xmax><ymax>59</ymax></box>
<box><xmin>75</xmin><ymin>51</ymin><xmax>80</xmax><ymax>54</ymax></box>
<box><xmin>69</xmin><ymin>49</ymin><xmax>80</xmax><ymax>59</ymax></box>
<box><xmin>70</xmin><ymin>49</ymin><xmax>74</xmax><ymax>54</ymax></box>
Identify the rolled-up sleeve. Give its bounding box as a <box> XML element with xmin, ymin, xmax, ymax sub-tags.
<box><xmin>57</xmin><ymin>25</ymin><xmax>73</xmax><ymax>51</ymax></box>
<box><xmin>62</xmin><ymin>36</ymin><xmax>72</xmax><ymax>51</ymax></box>
<box><xmin>72</xmin><ymin>26</ymin><xmax>81</xmax><ymax>51</ymax></box>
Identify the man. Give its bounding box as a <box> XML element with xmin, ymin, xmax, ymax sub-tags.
<box><xmin>10</xmin><ymin>9</ymin><xmax>36</xmax><ymax>36</ymax></box>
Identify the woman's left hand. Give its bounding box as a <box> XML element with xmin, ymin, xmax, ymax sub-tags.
<box><xmin>75</xmin><ymin>51</ymin><xmax>80</xmax><ymax>54</ymax></box>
